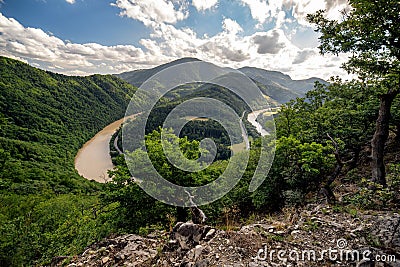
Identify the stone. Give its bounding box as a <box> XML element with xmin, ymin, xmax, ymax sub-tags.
<box><xmin>101</xmin><ymin>256</ymin><xmax>109</xmax><ymax>264</ymax></box>
<box><xmin>194</xmin><ymin>245</ymin><xmax>203</xmax><ymax>260</ymax></box>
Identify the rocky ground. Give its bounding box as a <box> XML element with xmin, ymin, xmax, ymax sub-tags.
<box><xmin>51</xmin><ymin>204</ymin><xmax>400</xmax><ymax>267</ymax></box>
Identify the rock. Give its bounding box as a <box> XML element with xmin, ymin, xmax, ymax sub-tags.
<box><xmin>291</xmin><ymin>230</ymin><xmax>301</xmax><ymax>235</ymax></box>
<box><xmin>173</xmin><ymin>222</ymin><xmax>210</xmax><ymax>250</ymax></box>
<box><xmin>204</xmin><ymin>228</ymin><xmax>216</xmax><ymax>241</ymax></box>
<box><xmin>53</xmin><ymin>205</ymin><xmax>400</xmax><ymax>267</ymax></box>
<box><xmin>194</xmin><ymin>259</ymin><xmax>209</xmax><ymax>267</ymax></box>
<box><xmin>194</xmin><ymin>245</ymin><xmax>203</xmax><ymax>260</ymax></box>
<box><xmin>101</xmin><ymin>256</ymin><xmax>110</xmax><ymax>264</ymax></box>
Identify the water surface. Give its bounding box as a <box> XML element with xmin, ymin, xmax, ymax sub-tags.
<box><xmin>74</xmin><ymin>118</ymin><xmax>125</xmax><ymax>183</ymax></box>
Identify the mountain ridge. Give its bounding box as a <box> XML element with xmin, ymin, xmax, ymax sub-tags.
<box><xmin>116</xmin><ymin>58</ymin><xmax>327</xmax><ymax>105</ymax></box>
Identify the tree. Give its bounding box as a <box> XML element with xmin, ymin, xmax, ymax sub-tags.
<box><xmin>308</xmin><ymin>0</ymin><xmax>400</xmax><ymax>186</ymax></box>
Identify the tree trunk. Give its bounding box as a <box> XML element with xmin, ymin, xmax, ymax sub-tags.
<box><xmin>371</xmin><ymin>92</ymin><xmax>398</xmax><ymax>187</ymax></box>
<box><xmin>176</xmin><ymin>207</ymin><xmax>188</xmax><ymax>222</ymax></box>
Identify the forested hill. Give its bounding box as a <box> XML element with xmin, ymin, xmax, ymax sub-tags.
<box><xmin>238</xmin><ymin>67</ymin><xmax>327</xmax><ymax>103</ymax></box>
<box><xmin>0</xmin><ymin>56</ymin><xmax>136</xmax><ymax>194</ymax></box>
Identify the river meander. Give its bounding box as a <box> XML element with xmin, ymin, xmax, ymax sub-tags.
<box><xmin>75</xmin><ymin>110</ymin><xmax>271</xmax><ymax>182</ymax></box>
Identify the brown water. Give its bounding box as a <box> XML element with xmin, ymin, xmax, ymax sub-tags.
<box><xmin>74</xmin><ymin>117</ymin><xmax>126</xmax><ymax>183</ymax></box>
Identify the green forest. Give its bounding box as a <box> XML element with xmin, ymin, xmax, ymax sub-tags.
<box><xmin>1</xmin><ymin>0</ymin><xmax>400</xmax><ymax>266</ymax></box>
<box><xmin>0</xmin><ymin>56</ymin><xmax>137</xmax><ymax>265</ymax></box>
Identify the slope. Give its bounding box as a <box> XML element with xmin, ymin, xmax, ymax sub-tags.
<box><xmin>0</xmin><ymin>56</ymin><xmax>136</xmax><ymax>194</ymax></box>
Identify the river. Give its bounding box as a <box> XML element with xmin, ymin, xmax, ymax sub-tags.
<box><xmin>247</xmin><ymin>109</ymin><xmax>271</xmax><ymax>136</ymax></box>
<box><xmin>75</xmin><ymin>111</ymin><xmax>269</xmax><ymax>182</ymax></box>
<box><xmin>74</xmin><ymin>118</ymin><xmax>125</xmax><ymax>182</ymax></box>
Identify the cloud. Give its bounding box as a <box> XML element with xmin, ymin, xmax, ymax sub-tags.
<box><xmin>292</xmin><ymin>49</ymin><xmax>317</xmax><ymax>64</ymax></box>
<box><xmin>0</xmin><ymin>13</ymin><xmax>169</xmax><ymax>74</ymax></box>
<box><xmin>222</xmin><ymin>18</ymin><xmax>243</xmax><ymax>34</ymax></box>
<box><xmin>65</xmin><ymin>0</ymin><xmax>76</xmax><ymax>4</ymax></box>
<box><xmin>284</xmin><ymin>0</ymin><xmax>350</xmax><ymax>25</ymax></box>
<box><xmin>111</xmin><ymin>0</ymin><xmax>189</xmax><ymax>26</ymax></box>
<box><xmin>252</xmin><ymin>30</ymin><xmax>285</xmax><ymax>54</ymax></box>
<box><xmin>324</xmin><ymin>0</ymin><xmax>348</xmax><ymax>12</ymax></box>
<box><xmin>192</xmin><ymin>0</ymin><xmax>218</xmax><ymax>12</ymax></box>
<box><xmin>275</xmin><ymin>10</ymin><xmax>286</xmax><ymax>28</ymax></box>
<box><xmin>0</xmin><ymin>11</ymin><xmax>352</xmax><ymax>80</ymax></box>
<box><xmin>239</xmin><ymin>0</ymin><xmax>350</xmax><ymax>28</ymax></box>
<box><xmin>240</xmin><ymin>0</ymin><xmax>269</xmax><ymax>25</ymax></box>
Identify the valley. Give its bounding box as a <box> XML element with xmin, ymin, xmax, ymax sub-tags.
<box><xmin>1</xmin><ymin>1</ymin><xmax>400</xmax><ymax>266</ymax></box>
<box><xmin>1</xmin><ymin>51</ymin><xmax>399</xmax><ymax>267</ymax></box>
<box><xmin>74</xmin><ymin>108</ymin><xmax>271</xmax><ymax>182</ymax></box>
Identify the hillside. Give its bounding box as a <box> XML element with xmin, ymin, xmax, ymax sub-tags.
<box><xmin>0</xmin><ymin>56</ymin><xmax>137</xmax><ymax>266</ymax></box>
<box><xmin>239</xmin><ymin>67</ymin><xmax>328</xmax><ymax>103</ymax></box>
<box><xmin>56</xmin><ymin>203</ymin><xmax>400</xmax><ymax>267</ymax></box>
<box><xmin>1</xmin><ymin>56</ymin><xmax>398</xmax><ymax>267</ymax></box>
<box><xmin>0</xmin><ymin>56</ymin><xmax>137</xmax><ymax>194</ymax></box>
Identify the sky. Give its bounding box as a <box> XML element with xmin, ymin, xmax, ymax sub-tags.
<box><xmin>0</xmin><ymin>0</ymin><xmax>351</xmax><ymax>80</ymax></box>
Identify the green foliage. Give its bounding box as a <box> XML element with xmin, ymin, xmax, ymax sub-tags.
<box><xmin>307</xmin><ymin>0</ymin><xmax>400</xmax><ymax>79</ymax></box>
<box><xmin>345</xmin><ymin>164</ymin><xmax>400</xmax><ymax>209</ymax></box>
<box><xmin>308</xmin><ymin>0</ymin><xmax>400</xmax><ymax>185</ymax></box>
<box><xmin>0</xmin><ymin>56</ymin><xmax>137</xmax><ymax>266</ymax></box>
<box><xmin>0</xmin><ymin>56</ymin><xmax>136</xmax><ymax>194</ymax></box>
<box><xmin>0</xmin><ymin>194</ymin><xmax>116</xmax><ymax>266</ymax></box>
<box><xmin>276</xmin><ymin>80</ymin><xmax>378</xmax><ymax>158</ymax></box>
<box><xmin>103</xmin><ymin>129</ymin><xmax>203</xmax><ymax>231</ymax></box>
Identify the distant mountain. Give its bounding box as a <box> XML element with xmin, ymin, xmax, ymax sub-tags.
<box><xmin>239</xmin><ymin>67</ymin><xmax>327</xmax><ymax>102</ymax></box>
<box><xmin>116</xmin><ymin>57</ymin><xmax>202</xmax><ymax>88</ymax></box>
<box><xmin>117</xmin><ymin>58</ymin><xmax>327</xmax><ymax>105</ymax></box>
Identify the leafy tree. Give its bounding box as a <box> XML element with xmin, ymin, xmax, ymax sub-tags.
<box><xmin>307</xmin><ymin>0</ymin><xmax>400</xmax><ymax>186</ymax></box>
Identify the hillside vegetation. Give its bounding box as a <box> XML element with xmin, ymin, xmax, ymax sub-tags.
<box><xmin>0</xmin><ymin>56</ymin><xmax>136</xmax><ymax>266</ymax></box>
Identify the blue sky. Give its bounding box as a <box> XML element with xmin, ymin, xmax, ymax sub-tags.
<box><xmin>0</xmin><ymin>0</ymin><xmax>350</xmax><ymax>79</ymax></box>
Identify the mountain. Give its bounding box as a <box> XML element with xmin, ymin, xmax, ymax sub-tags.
<box><xmin>116</xmin><ymin>57</ymin><xmax>202</xmax><ymax>88</ymax></box>
<box><xmin>0</xmin><ymin>56</ymin><xmax>139</xmax><ymax>266</ymax></box>
<box><xmin>239</xmin><ymin>67</ymin><xmax>327</xmax><ymax>102</ymax></box>
<box><xmin>117</xmin><ymin>58</ymin><xmax>327</xmax><ymax>105</ymax></box>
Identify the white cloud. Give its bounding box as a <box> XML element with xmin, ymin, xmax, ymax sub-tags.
<box><xmin>111</xmin><ymin>0</ymin><xmax>189</xmax><ymax>26</ymax></box>
<box><xmin>65</xmin><ymin>0</ymin><xmax>76</xmax><ymax>4</ymax></box>
<box><xmin>275</xmin><ymin>10</ymin><xmax>287</xmax><ymax>28</ymax></box>
<box><xmin>0</xmin><ymin>10</ymin><xmax>351</xmax><ymax>80</ymax></box>
<box><xmin>284</xmin><ymin>0</ymin><xmax>350</xmax><ymax>25</ymax></box>
<box><xmin>222</xmin><ymin>18</ymin><xmax>243</xmax><ymax>34</ymax></box>
<box><xmin>192</xmin><ymin>0</ymin><xmax>218</xmax><ymax>12</ymax></box>
<box><xmin>241</xmin><ymin>0</ymin><xmax>269</xmax><ymax>25</ymax></box>
<box><xmin>0</xmin><ymin>13</ymin><xmax>169</xmax><ymax>74</ymax></box>
<box><xmin>240</xmin><ymin>0</ymin><xmax>350</xmax><ymax>28</ymax></box>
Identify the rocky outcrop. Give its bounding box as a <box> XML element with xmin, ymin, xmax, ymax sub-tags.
<box><xmin>53</xmin><ymin>205</ymin><xmax>400</xmax><ymax>267</ymax></box>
